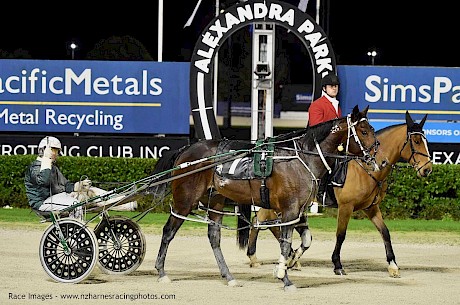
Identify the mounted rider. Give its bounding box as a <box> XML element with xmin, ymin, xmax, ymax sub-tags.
<box><xmin>308</xmin><ymin>74</ymin><xmax>344</xmax><ymax>210</ymax></box>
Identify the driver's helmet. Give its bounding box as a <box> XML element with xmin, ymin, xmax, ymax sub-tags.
<box><xmin>38</xmin><ymin>136</ymin><xmax>62</xmax><ymax>151</ymax></box>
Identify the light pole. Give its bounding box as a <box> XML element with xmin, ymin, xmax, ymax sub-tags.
<box><xmin>367</xmin><ymin>50</ymin><xmax>377</xmax><ymax>65</ymax></box>
<box><xmin>70</xmin><ymin>43</ymin><xmax>77</xmax><ymax>60</ymax></box>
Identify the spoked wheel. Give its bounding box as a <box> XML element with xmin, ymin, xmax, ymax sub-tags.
<box><xmin>39</xmin><ymin>219</ymin><xmax>98</xmax><ymax>283</ymax></box>
<box><xmin>94</xmin><ymin>216</ymin><xmax>146</xmax><ymax>275</ymax></box>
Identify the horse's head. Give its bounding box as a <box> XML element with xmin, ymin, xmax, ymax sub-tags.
<box><xmin>401</xmin><ymin>111</ymin><xmax>432</xmax><ymax>177</ymax></box>
<box><xmin>334</xmin><ymin>105</ymin><xmax>380</xmax><ymax>170</ymax></box>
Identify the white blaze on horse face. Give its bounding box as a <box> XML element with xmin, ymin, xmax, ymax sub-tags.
<box><xmin>422</xmin><ymin>135</ymin><xmax>430</xmax><ymax>157</ymax></box>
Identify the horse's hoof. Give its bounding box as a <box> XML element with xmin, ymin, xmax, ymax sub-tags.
<box><xmin>388</xmin><ymin>267</ymin><xmax>400</xmax><ymax>278</ymax></box>
<box><xmin>334</xmin><ymin>268</ymin><xmax>347</xmax><ymax>276</ymax></box>
<box><xmin>228</xmin><ymin>279</ymin><xmax>241</xmax><ymax>287</ymax></box>
<box><xmin>284</xmin><ymin>284</ymin><xmax>297</xmax><ymax>292</ymax></box>
<box><xmin>250</xmin><ymin>262</ymin><xmax>261</xmax><ymax>268</ymax></box>
<box><xmin>158</xmin><ymin>276</ymin><xmax>171</xmax><ymax>283</ymax></box>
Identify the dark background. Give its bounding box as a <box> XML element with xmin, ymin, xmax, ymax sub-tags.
<box><xmin>0</xmin><ymin>0</ymin><xmax>456</xmax><ymax>67</ymax></box>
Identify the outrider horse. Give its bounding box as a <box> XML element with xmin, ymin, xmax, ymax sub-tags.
<box><xmin>245</xmin><ymin>111</ymin><xmax>432</xmax><ymax>278</ymax></box>
<box><xmin>150</xmin><ymin>105</ymin><xmax>378</xmax><ymax>291</ymax></box>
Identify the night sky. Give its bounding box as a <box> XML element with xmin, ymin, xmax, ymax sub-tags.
<box><xmin>0</xmin><ymin>1</ymin><xmax>456</xmax><ymax>67</ymax></box>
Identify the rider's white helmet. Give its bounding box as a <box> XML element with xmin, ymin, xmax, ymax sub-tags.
<box><xmin>38</xmin><ymin>136</ymin><xmax>62</xmax><ymax>151</ymax></box>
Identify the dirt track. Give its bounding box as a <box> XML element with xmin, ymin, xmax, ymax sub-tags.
<box><xmin>1</xmin><ymin>225</ymin><xmax>459</xmax><ymax>305</ymax></box>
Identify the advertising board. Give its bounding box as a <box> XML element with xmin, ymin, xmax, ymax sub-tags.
<box><xmin>0</xmin><ymin>59</ymin><xmax>190</xmax><ymax>134</ymax></box>
<box><xmin>339</xmin><ymin>65</ymin><xmax>460</xmax><ymax>143</ymax></box>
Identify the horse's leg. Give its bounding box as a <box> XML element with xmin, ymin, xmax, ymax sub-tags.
<box><xmin>273</xmin><ymin>224</ymin><xmax>296</xmax><ymax>291</ymax></box>
<box><xmin>247</xmin><ymin>224</ymin><xmax>262</xmax><ymax>267</ymax></box>
<box><xmin>247</xmin><ymin>209</ymin><xmax>281</xmax><ymax>268</ymax></box>
<box><xmin>287</xmin><ymin>215</ymin><xmax>312</xmax><ymax>270</ymax></box>
<box><xmin>363</xmin><ymin>205</ymin><xmax>400</xmax><ymax>278</ymax></box>
<box><xmin>208</xmin><ymin>212</ymin><xmax>240</xmax><ymax>286</ymax></box>
<box><xmin>155</xmin><ymin>214</ymin><xmax>186</xmax><ymax>283</ymax></box>
<box><xmin>331</xmin><ymin>204</ymin><xmax>353</xmax><ymax>275</ymax></box>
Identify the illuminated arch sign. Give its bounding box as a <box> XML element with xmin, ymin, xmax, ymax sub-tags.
<box><xmin>190</xmin><ymin>0</ymin><xmax>337</xmax><ymax>140</ymax></box>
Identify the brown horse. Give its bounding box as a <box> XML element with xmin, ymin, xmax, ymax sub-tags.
<box><xmin>246</xmin><ymin>111</ymin><xmax>432</xmax><ymax>278</ymax></box>
<box><xmin>149</xmin><ymin>105</ymin><xmax>379</xmax><ymax>291</ymax></box>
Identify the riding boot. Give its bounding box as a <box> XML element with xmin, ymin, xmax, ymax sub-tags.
<box><xmin>324</xmin><ymin>184</ymin><xmax>338</xmax><ymax>208</ymax></box>
<box><xmin>317</xmin><ymin>176</ymin><xmax>335</xmax><ymax>207</ymax></box>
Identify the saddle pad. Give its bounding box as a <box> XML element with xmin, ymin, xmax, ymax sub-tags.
<box><xmin>215</xmin><ymin>140</ymin><xmax>256</xmax><ymax>180</ymax></box>
<box><xmin>215</xmin><ymin>139</ymin><xmax>275</xmax><ymax>180</ymax></box>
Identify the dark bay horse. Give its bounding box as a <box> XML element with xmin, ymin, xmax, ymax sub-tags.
<box><xmin>150</xmin><ymin>105</ymin><xmax>378</xmax><ymax>291</ymax></box>
<box><xmin>246</xmin><ymin>111</ymin><xmax>432</xmax><ymax>278</ymax></box>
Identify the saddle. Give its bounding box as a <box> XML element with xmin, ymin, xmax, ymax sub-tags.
<box><xmin>215</xmin><ymin>139</ymin><xmax>275</xmax><ymax>180</ymax></box>
<box><xmin>215</xmin><ymin>138</ymin><xmax>276</xmax><ymax>209</ymax></box>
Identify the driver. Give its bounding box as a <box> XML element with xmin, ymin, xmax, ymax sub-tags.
<box><xmin>24</xmin><ymin>136</ymin><xmax>137</xmax><ymax>220</ymax></box>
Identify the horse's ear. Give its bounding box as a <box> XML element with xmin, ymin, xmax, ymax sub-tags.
<box><xmin>405</xmin><ymin>111</ymin><xmax>414</xmax><ymax>128</ymax></box>
<box><xmin>351</xmin><ymin>105</ymin><xmax>359</xmax><ymax>120</ymax></box>
<box><xmin>419</xmin><ymin>114</ymin><xmax>428</xmax><ymax>128</ymax></box>
<box><xmin>361</xmin><ymin>105</ymin><xmax>369</xmax><ymax>117</ymax></box>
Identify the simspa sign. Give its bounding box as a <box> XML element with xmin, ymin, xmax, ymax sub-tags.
<box><xmin>339</xmin><ymin>65</ymin><xmax>460</xmax><ymax>121</ymax></box>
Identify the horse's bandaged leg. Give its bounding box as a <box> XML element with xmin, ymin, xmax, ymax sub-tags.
<box><xmin>287</xmin><ymin>229</ymin><xmax>312</xmax><ymax>268</ymax></box>
<box><xmin>301</xmin><ymin>228</ymin><xmax>312</xmax><ymax>249</ymax></box>
<box><xmin>287</xmin><ymin>248</ymin><xmax>304</xmax><ymax>268</ymax></box>
<box><xmin>273</xmin><ymin>255</ymin><xmax>287</xmax><ymax>279</ymax></box>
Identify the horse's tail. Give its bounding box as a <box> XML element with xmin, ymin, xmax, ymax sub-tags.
<box><xmin>236</xmin><ymin>203</ymin><xmax>252</xmax><ymax>250</ymax></box>
<box><xmin>145</xmin><ymin>146</ymin><xmax>188</xmax><ymax>198</ymax></box>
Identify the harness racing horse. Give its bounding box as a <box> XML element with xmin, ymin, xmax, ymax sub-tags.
<box><xmin>245</xmin><ymin>111</ymin><xmax>432</xmax><ymax>278</ymax></box>
<box><xmin>149</xmin><ymin>105</ymin><xmax>379</xmax><ymax>291</ymax></box>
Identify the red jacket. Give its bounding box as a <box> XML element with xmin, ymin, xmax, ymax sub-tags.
<box><xmin>308</xmin><ymin>96</ymin><xmax>342</xmax><ymax>126</ymax></box>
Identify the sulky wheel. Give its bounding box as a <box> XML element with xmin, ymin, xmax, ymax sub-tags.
<box><xmin>39</xmin><ymin>218</ymin><xmax>98</xmax><ymax>283</ymax></box>
<box><xmin>94</xmin><ymin>216</ymin><xmax>146</xmax><ymax>275</ymax></box>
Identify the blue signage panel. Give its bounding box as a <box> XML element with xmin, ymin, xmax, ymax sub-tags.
<box><xmin>370</xmin><ymin>120</ymin><xmax>460</xmax><ymax>143</ymax></box>
<box><xmin>0</xmin><ymin>60</ymin><xmax>190</xmax><ymax>134</ymax></box>
<box><xmin>338</xmin><ymin>65</ymin><xmax>460</xmax><ymax>143</ymax></box>
<box><xmin>338</xmin><ymin>65</ymin><xmax>460</xmax><ymax>121</ymax></box>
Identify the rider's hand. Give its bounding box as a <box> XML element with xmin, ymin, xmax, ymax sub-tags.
<box><xmin>43</xmin><ymin>146</ymin><xmax>53</xmax><ymax>159</ymax></box>
<box><xmin>74</xmin><ymin>179</ymin><xmax>92</xmax><ymax>192</ymax></box>
<box><xmin>40</xmin><ymin>146</ymin><xmax>53</xmax><ymax>171</ymax></box>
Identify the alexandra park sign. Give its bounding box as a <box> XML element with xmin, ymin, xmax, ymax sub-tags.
<box><xmin>189</xmin><ymin>0</ymin><xmax>337</xmax><ymax>139</ymax></box>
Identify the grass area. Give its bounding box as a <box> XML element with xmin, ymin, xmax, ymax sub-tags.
<box><xmin>1</xmin><ymin>208</ymin><xmax>459</xmax><ymax>245</ymax></box>
<box><xmin>1</xmin><ymin>208</ymin><xmax>459</xmax><ymax>234</ymax></box>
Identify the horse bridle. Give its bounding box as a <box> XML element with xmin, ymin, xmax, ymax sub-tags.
<box><xmin>400</xmin><ymin>131</ymin><xmax>432</xmax><ymax>173</ymax></box>
<box><xmin>342</xmin><ymin>114</ymin><xmax>380</xmax><ymax>169</ymax></box>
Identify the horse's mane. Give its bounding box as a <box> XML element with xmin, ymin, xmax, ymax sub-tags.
<box><xmin>274</xmin><ymin>128</ymin><xmax>308</xmax><ymax>142</ymax></box>
<box><xmin>376</xmin><ymin>123</ymin><xmax>405</xmax><ymax>136</ymax></box>
<box><xmin>303</xmin><ymin>120</ymin><xmax>336</xmax><ymax>148</ymax></box>
<box><xmin>274</xmin><ymin>119</ymin><xmax>336</xmax><ymax>144</ymax></box>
